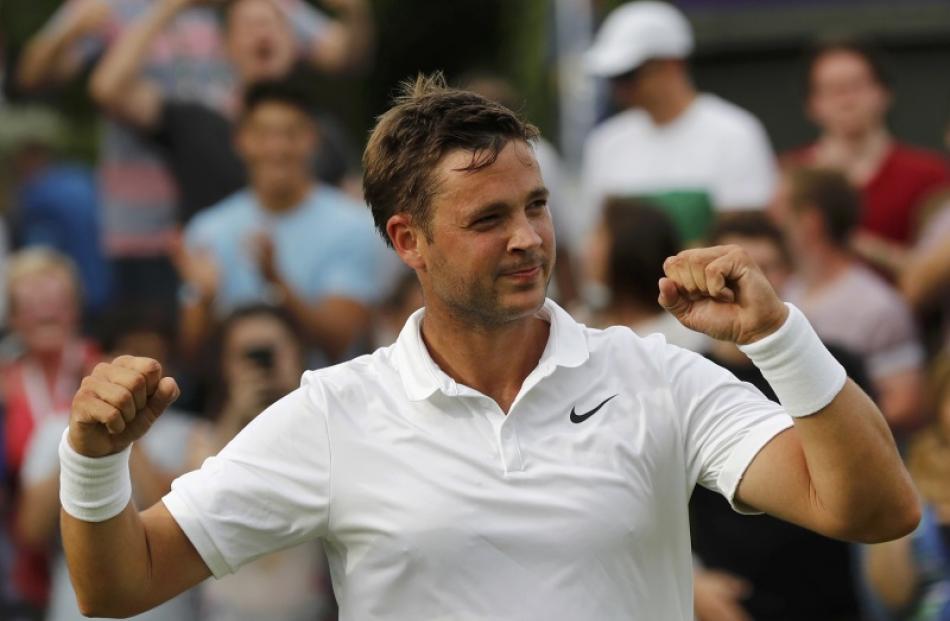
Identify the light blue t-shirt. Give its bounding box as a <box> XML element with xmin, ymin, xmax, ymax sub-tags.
<box><xmin>185</xmin><ymin>185</ymin><xmax>387</xmax><ymax>314</ymax></box>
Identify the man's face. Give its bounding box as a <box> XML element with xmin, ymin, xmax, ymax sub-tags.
<box><xmin>236</xmin><ymin>101</ymin><xmax>316</xmax><ymax>195</ymax></box>
<box><xmin>609</xmin><ymin>59</ymin><xmax>669</xmax><ymax>109</ymax></box>
<box><xmin>226</xmin><ymin>0</ymin><xmax>295</xmax><ymax>84</ymax></box>
<box><xmin>807</xmin><ymin>50</ymin><xmax>890</xmax><ymax>138</ymax></box>
<box><xmin>10</xmin><ymin>271</ymin><xmax>80</xmax><ymax>355</ymax></box>
<box><xmin>415</xmin><ymin>140</ymin><xmax>555</xmax><ymax>327</ymax></box>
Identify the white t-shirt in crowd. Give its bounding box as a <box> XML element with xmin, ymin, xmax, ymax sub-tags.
<box><xmin>580</xmin><ymin>93</ymin><xmax>777</xmax><ymax>236</ymax></box>
<box><xmin>164</xmin><ymin>299</ymin><xmax>792</xmax><ymax>621</ymax></box>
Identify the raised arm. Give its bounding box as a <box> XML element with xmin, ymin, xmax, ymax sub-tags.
<box><xmin>301</xmin><ymin>0</ymin><xmax>374</xmax><ymax>73</ymax></box>
<box><xmin>16</xmin><ymin>0</ymin><xmax>110</xmax><ymax>92</ymax></box>
<box><xmin>88</xmin><ymin>0</ymin><xmax>191</xmax><ymax>128</ymax></box>
<box><xmin>660</xmin><ymin>245</ymin><xmax>920</xmax><ymax>543</ymax></box>
<box><xmin>60</xmin><ymin>357</ymin><xmax>211</xmax><ymax>617</ymax></box>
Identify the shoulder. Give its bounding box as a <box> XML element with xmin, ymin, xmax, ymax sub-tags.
<box><xmin>842</xmin><ymin>265</ymin><xmax>913</xmax><ymax>316</ymax></box>
<box><xmin>694</xmin><ymin>94</ymin><xmax>768</xmax><ymax>140</ymax></box>
<box><xmin>186</xmin><ymin>190</ymin><xmax>254</xmax><ymax>234</ymax></box>
<box><xmin>887</xmin><ymin>143</ymin><xmax>950</xmax><ymax>178</ymax></box>
<box><xmin>300</xmin><ymin>347</ymin><xmax>397</xmax><ymax>409</ymax></box>
<box><xmin>585</xmin><ymin>110</ymin><xmax>650</xmax><ymax>154</ymax></box>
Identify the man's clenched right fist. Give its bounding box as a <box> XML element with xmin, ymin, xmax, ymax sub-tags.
<box><xmin>69</xmin><ymin>356</ymin><xmax>180</xmax><ymax>458</ymax></box>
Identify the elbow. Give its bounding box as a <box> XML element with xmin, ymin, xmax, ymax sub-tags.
<box><xmin>76</xmin><ymin>593</ymin><xmax>138</xmax><ymax>619</ymax></box>
<box><xmin>846</xmin><ymin>492</ymin><xmax>922</xmax><ymax>544</ymax></box>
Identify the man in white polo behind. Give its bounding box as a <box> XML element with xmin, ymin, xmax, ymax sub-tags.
<box><xmin>581</xmin><ymin>1</ymin><xmax>777</xmax><ymax>243</ymax></box>
<box><xmin>58</xmin><ymin>75</ymin><xmax>917</xmax><ymax>621</ymax></box>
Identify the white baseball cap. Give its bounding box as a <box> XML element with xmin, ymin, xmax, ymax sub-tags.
<box><xmin>585</xmin><ymin>1</ymin><xmax>694</xmax><ymax>78</ymax></box>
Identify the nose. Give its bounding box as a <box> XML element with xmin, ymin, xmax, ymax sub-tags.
<box><xmin>507</xmin><ymin>212</ymin><xmax>543</xmax><ymax>254</ymax></box>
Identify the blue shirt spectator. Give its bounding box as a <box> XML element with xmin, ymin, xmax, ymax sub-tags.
<box><xmin>185</xmin><ymin>186</ymin><xmax>384</xmax><ymax>314</ymax></box>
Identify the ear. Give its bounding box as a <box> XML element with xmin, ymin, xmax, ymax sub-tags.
<box><xmin>387</xmin><ymin>213</ymin><xmax>426</xmax><ymax>271</ymax></box>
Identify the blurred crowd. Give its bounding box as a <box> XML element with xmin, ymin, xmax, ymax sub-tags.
<box><xmin>0</xmin><ymin>1</ymin><xmax>948</xmax><ymax>620</ymax></box>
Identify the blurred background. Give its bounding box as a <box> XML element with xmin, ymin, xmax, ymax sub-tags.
<box><xmin>0</xmin><ymin>0</ymin><xmax>949</xmax><ymax>620</ymax></box>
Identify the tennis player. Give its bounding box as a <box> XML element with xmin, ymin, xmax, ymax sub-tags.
<box><xmin>59</xmin><ymin>75</ymin><xmax>919</xmax><ymax>620</ymax></box>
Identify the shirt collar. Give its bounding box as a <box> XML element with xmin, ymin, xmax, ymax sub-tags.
<box><xmin>392</xmin><ymin>298</ymin><xmax>590</xmax><ymax>402</ymax></box>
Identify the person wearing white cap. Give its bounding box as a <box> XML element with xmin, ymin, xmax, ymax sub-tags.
<box><xmin>580</xmin><ymin>1</ymin><xmax>777</xmax><ymax>245</ymax></box>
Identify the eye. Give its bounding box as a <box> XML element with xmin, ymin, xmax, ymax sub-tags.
<box><xmin>527</xmin><ymin>199</ymin><xmax>548</xmax><ymax>213</ymax></box>
<box><xmin>472</xmin><ymin>213</ymin><xmax>500</xmax><ymax>228</ymax></box>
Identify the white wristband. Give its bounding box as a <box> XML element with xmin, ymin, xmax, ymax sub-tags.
<box><xmin>738</xmin><ymin>303</ymin><xmax>847</xmax><ymax>418</ymax></box>
<box><xmin>58</xmin><ymin>428</ymin><xmax>132</xmax><ymax>522</ymax></box>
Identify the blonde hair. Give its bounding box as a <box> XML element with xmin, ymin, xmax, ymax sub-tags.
<box><xmin>6</xmin><ymin>246</ymin><xmax>82</xmax><ymax>307</ymax></box>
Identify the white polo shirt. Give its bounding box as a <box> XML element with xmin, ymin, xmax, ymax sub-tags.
<box><xmin>163</xmin><ymin>299</ymin><xmax>792</xmax><ymax>620</ymax></box>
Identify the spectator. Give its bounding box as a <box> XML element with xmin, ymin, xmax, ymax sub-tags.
<box><xmin>581</xmin><ymin>0</ymin><xmax>776</xmax><ymax>244</ymax></box>
<box><xmin>787</xmin><ymin>38</ymin><xmax>950</xmax><ymax>275</ymax></box>
<box><xmin>175</xmin><ymin>80</ymin><xmax>386</xmax><ymax>363</ymax></box>
<box><xmin>773</xmin><ymin>166</ymin><xmax>926</xmax><ymax>432</ymax></box>
<box><xmin>691</xmin><ymin>211</ymin><xmax>866</xmax><ymax>621</ymax></box>
<box><xmin>580</xmin><ymin>197</ymin><xmax>710</xmax><ymax>352</ymax></box>
<box><xmin>89</xmin><ymin>0</ymin><xmax>365</xmax><ymax>225</ymax></box>
<box><xmin>184</xmin><ymin>304</ymin><xmax>336</xmax><ymax>621</ymax></box>
<box><xmin>864</xmin><ymin>352</ymin><xmax>950</xmax><ymax>620</ymax></box>
<box><xmin>899</xmin><ymin>201</ymin><xmax>950</xmax><ymax>355</ymax></box>
<box><xmin>15</xmin><ymin>0</ymin><xmax>373</xmax><ymax>323</ymax></box>
<box><xmin>0</xmin><ymin>106</ymin><xmax>110</xmax><ymax>315</ymax></box>
<box><xmin>462</xmin><ymin>73</ymin><xmax>580</xmax><ymax>305</ymax></box>
<box><xmin>1</xmin><ymin>248</ymin><xmax>99</xmax><ymax>613</ymax></box>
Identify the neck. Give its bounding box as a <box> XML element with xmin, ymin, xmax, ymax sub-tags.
<box><xmin>643</xmin><ymin>80</ymin><xmax>696</xmax><ymax>126</ymax></box>
<box><xmin>419</xmin><ymin>301</ymin><xmax>550</xmax><ymax>413</ymax></box>
<box><xmin>30</xmin><ymin>344</ymin><xmax>69</xmax><ymax>383</ymax></box>
<box><xmin>818</xmin><ymin>126</ymin><xmax>891</xmax><ymax>167</ymax></box>
<box><xmin>255</xmin><ymin>181</ymin><xmax>311</xmax><ymax>214</ymax></box>
<box><xmin>796</xmin><ymin>244</ymin><xmax>853</xmax><ymax>289</ymax></box>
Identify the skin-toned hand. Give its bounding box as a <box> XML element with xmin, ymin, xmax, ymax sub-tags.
<box><xmin>220</xmin><ymin>361</ymin><xmax>275</xmax><ymax>428</ymax></box>
<box><xmin>69</xmin><ymin>356</ymin><xmax>180</xmax><ymax>458</ymax></box>
<box><xmin>694</xmin><ymin>568</ymin><xmax>753</xmax><ymax>621</ymax></box>
<box><xmin>170</xmin><ymin>235</ymin><xmax>219</xmax><ymax>303</ymax></box>
<box><xmin>658</xmin><ymin>245</ymin><xmax>789</xmax><ymax>345</ymax></box>
<box><xmin>249</xmin><ymin>232</ymin><xmax>280</xmax><ymax>285</ymax></box>
<box><xmin>64</xmin><ymin>0</ymin><xmax>112</xmax><ymax>39</ymax></box>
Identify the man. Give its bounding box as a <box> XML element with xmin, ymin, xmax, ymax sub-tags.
<box><xmin>16</xmin><ymin>0</ymin><xmax>371</xmax><ymax>318</ymax></box>
<box><xmin>89</xmin><ymin>0</ymin><xmax>363</xmax><ymax>224</ymax></box>
<box><xmin>581</xmin><ymin>1</ymin><xmax>776</xmax><ymax>243</ymax></box>
<box><xmin>175</xmin><ymin>80</ymin><xmax>385</xmax><ymax>362</ymax></box>
<box><xmin>773</xmin><ymin>166</ymin><xmax>926</xmax><ymax>434</ymax></box>
<box><xmin>59</xmin><ymin>75</ymin><xmax>918</xmax><ymax>620</ymax></box>
<box><xmin>786</xmin><ymin>39</ymin><xmax>949</xmax><ymax>275</ymax></box>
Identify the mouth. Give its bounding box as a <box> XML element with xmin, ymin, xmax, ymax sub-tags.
<box><xmin>500</xmin><ymin>264</ymin><xmax>542</xmax><ymax>280</ymax></box>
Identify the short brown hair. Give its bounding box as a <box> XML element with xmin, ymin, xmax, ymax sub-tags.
<box><xmin>709</xmin><ymin>212</ymin><xmax>792</xmax><ymax>268</ymax></box>
<box><xmin>786</xmin><ymin>167</ymin><xmax>861</xmax><ymax>246</ymax></box>
<box><xmin>362</xmin><ymin>73</ymin><xmax>540</xmax><ymax>246</ymax></box>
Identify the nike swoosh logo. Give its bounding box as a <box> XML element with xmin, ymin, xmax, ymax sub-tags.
<box><xmin>570</xmin><ymin>394</ymin><xmax>619</xmax><ymax>424</ymax></box>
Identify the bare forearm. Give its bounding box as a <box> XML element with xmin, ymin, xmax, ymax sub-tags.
<box><xmin>274</xmin><ymin>280</ymin><xmax>369</xmax><ymax>360</ymax></box>
<box><xmin>794</xmin><ymin>380</ymin><xmax>919</xmax><ymax>541</ymax></box>
<box><xmin>16</xmin><ymin>475</ymin><xmax>61</xmax><ymax>547</ymax></box>
<box><xmin>89</xmin><ymin>0</ymin><xmax>183</xmax><ymax>107</ymax></box>
<box><xmin>61</xmin><ymin>504</ymin><xmax>151</xmax><ymax>617</ymax></box>
<box><xmin>17</xmin><ymin>26</ymin><xmax>83</xmax><ymax>90</ymax></box>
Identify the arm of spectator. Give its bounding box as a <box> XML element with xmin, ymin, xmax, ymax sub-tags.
<box><xmin>693</xmin><ymin>567</ymin><xmax>752</xmax><ymax>621</ymax></box>
<box><xmin>864</xmin><ymin>536</ymin><xmax>919</xmax><ymax>612</ymax></box>
<box><xmin>850</xmin><ymin>230</ymin><xmax>910</xmax><ymax>279</ymax></box>
<box><xmin>15</xmin><ymin>473</ymin><xmax>61</xmax><ymax>549</ymax></box>
<box><xmin>900</xmin><ymin>230</ymin><xmax>950</xmax><ymax>309</ymax></box>
<box><xmin>89</xmin><ymin>0</ymin><xmax>191</xmax><ymax>129</ymax></box>
<box><xmin>877</xmin><ymin>368</ymin><xmax>926</xmax><ymax>433</ymax></box>
<box><xmin>253</xmin><ymin>232</ymin><xmax>371</xmax><ymax>360</ymax></box>
<box><xmin>171</xmin><ymin>236</ymin><xmax>220</xmax><ymax>362</ymax></box>
<box><xmin>295</xmin><ymin>0</ymin><xmax>374</xmax><ymax>74</ymax></box>
<box><xmin>129</xmin><ymin>444</ymin><xmax>177</xmax><ymax>511</ymax></box>
<box><xmin>16</xmin><ymin>0</ymin><xmax>110</xmax><ymax>91</ymax></box>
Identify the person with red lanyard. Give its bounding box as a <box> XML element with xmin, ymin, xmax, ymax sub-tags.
<box><xmin>785</xmin><ymin>38</ymin><xmax>950</xmax><ymax>277</ymax></box>
<box><xmin>2</xmin><ymin>247</ymin><xmax>99</xmax><ymax>613</ymax></box>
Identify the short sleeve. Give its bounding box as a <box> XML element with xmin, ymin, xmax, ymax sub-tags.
<box><xmin>664</xmin><ymin>344</ymin><xmax>793</xmax><ymax>514</ymax></box>
<box><xmin>162</xmin><ymin>387</ymin><xmax>331</xmax><ymax>578</ymax></box>
<box><xmin>714</xmin><ymin>119</ymin><xmax>777</xmax><ymax>210</ymax></box>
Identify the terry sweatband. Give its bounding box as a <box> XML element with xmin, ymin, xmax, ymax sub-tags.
<box><xmin>738</xmin><ymin>303</ymin><xmax>847</xmax><ymax>418</ymax></box>
<box><xmin>59</xmin><ymin>428</ymin><xmax>132</xmax><ymax>522</ymax></box>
